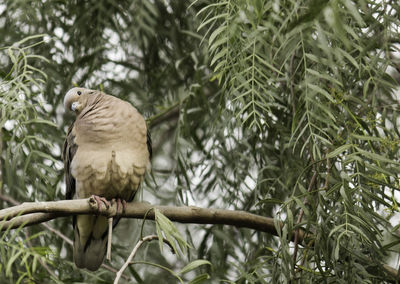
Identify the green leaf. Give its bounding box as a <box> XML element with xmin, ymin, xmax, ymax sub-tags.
<box><xmin>133</xmin><ymin>261</ymin><xmax>184</xmax><ymax>283</ymax></box>
<box><xmin>209</xmin><ymin>25</ymin><xmax>227</xmax><ymax>46</ymax></box>
<box><xmin>307</xmin><ymin>83</ymin><xmax>335</xmax><ymax>103</ymax></box>
<box><xmin>188</xmin><ymin>273</ymin><xmax>211</xmax><ymax>284</ymax></box>
<box><xmin>24</xmin><ymin>118</ymin><xmax>56</xmax><ymax>127</ymax></box>
<box><xmin>356</xmin><ymin>148</ymin><xmax>400</xmax><ymax>165</ymax></box>
<box><xmin>327</xmin><ymin>144</ymin><xmax>352</xmax><ymax>158</ymax></box>
<box><xmin>178</xmin><ymin>260</ymin><xmax>212</xmax><ymax>275</ymax></box>
<box><xmin>155</xmin><ymin>209</ymin><xmax>191</xmax><ymax>255</ymax></box>
<box><xmin>6</xmin><ymin>249</ymin><xmax>24</xmax><ymax>277</ymax></box>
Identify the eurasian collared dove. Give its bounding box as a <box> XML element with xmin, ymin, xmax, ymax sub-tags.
<box><xmin>62</xmin><ymin>87</ymin><xmax>151</xmax><ymax>271</ymax></box>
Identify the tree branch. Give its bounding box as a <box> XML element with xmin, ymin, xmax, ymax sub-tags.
<box><xmin>0</xmin><ymin>198</ymin><xmax>293</xmax><ymax>239</ymax></box>
<box><xmin>146</xmin><ymin>83</ymin><xmax>218</xmax><ymax>129</ymax></box>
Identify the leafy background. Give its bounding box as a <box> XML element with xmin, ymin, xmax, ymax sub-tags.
<box><xmin>1</xmin><ymin>0</ymin><xmax>400</xmax><ymax>283</ymax></box>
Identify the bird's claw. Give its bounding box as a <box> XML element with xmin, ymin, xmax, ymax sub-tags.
<box><xmin>112</xmin><ymin>198</ymin><xmax>127</xmax><ymax>216</ymax></box>
<box><xmin>91</xmin><ymin>195</ymin><xmax>111</xmax><ymax>210</ymax></box>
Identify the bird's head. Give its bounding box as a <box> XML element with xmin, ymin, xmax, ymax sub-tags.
<box><xmin>64</xmin><ymin>87</ymin><xmax>95</xmax><ymax>114</ymax></box>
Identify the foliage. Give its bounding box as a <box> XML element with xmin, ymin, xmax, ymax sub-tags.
<box><xmin>193</xmin><ymin>0</ymin><xmax>400</xmax><ymax>282</ymax></box>
<box><xmin>138</xmin><ymin>209</ymin><xmax>213</xmax><ymax>284</ymax></box>
<box><xmin>0</xmin><ymin>0</ymin><xmax>400</xmax><ymax>283</ymax></box>
<box><xmin>0</xmin><ymin>35</ymin><xmax>60</xmax><ymax>283</ymax></box>
<box><xmin>0</xmin><ymin>35</ymin><xmax>59</xmax><ymax>202</ymax></box>
<box><xmin>0</xmin><ymin>219</ymin><xmax>53</xmax><ymax>283</ymax></box>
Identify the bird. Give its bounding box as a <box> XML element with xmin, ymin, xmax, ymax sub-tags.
<box><xmin>62</xmin><ymin>87</ymin><xmax>152</xmax><ymax>271</ymax></box>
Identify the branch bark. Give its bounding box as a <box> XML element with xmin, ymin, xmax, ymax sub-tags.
<box><xmin>0</xmin><ymin>198</ymin><xmax>296</xmax><ymax>240</ymax></box>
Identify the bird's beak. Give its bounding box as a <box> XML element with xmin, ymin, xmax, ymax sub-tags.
<box><xmin>71</xmin><ymin>102</ymin><xmax>81</xmax><ymax>112</ymax></box>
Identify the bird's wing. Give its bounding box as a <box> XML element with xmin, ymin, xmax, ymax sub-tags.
<box><xmin>147</xmin><ymin>129</ymin><xmax>152</xmax><ymax>160</ymax></box>
<box><xmin>62</xmin><ymin>123</ymin><xmax>77</xmax><ymax>200</ymax></box>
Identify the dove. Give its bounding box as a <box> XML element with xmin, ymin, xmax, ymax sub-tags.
<box><xmin>62</xmin><ymin>87</ymin><xmax>151</xmax><ymax>271</ymax></box>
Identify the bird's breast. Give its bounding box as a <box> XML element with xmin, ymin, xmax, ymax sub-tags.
<box><xmin>71</xmin><ymin>148</ymin><xmax>147</xmax><ymax>199</ymax></box>
<box><xmin>71</xmin><ymin>101</ymin><xmax>149</xmax><ymax>199</ymax></box>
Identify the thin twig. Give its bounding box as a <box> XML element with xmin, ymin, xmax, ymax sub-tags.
<box><xmin>147</xmin><ymin>101</ymin><xmax>181</xmax><ymax>128</ymax></box>
<box><xmin>323</xmin><ymin>157</ymin><xmax>331</xmax><ymax>190</ymax></box>
<box><xmin>292</xmin><ymin>170</ymin><xmax>318</xmax><ymax>275</ymax></box>
<box><xmin>107</xmin><ymin>217</ymin><xmax>113</xmax><ymax>261</ymax></box>
<box><xmin>289</xmin><ymin>51</ymin><xmax>297</xmax><ymax>115</ymax></box>
<box><xmin>147</xmin><ymin>83</ymin><xmax>218</xmax><ymax>129</ymax></box>
<box><xmin>114</xmin><ymin>235</ymin><xmax>173</xmax><ymax>284</ymax></box>
<box><xmin>298</xmin><ymin>157</ymin><xmax>332</xmax><ymax>270</ymax></box>
<box><xmin>0</xmin><ymin>193</ymin><xmax>19</xmax><ymax>206</ymax></box>
<box><xmin>0</xmin><ymin>125</ymin><xmax>2</xmax><ymax>194</ymax></box>
<box><xmin>42</xmin><ymin>222</ymin><xmax>72</xmax><ymax>246</ymax></box>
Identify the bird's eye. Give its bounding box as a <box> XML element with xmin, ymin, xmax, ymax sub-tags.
<box><xmin>77</xmin><ymin>91</ymin><xmax>82</xmax><ymax>96</ymax></box>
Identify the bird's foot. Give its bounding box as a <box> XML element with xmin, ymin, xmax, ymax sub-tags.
<box><xmin>90</xmin><ymin>195</ymin><xmax>111</xmax><ymax>211</ymax></box>
<box><xmin>112</xmin><ymin>198</ymin><xmax>127</xmax><ymax>216</ymax></box>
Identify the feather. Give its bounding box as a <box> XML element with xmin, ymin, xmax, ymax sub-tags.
<box><xmin>62</xmin><ymin>87</ymin><xmax>151</xmax><ymax>271</ymax></box>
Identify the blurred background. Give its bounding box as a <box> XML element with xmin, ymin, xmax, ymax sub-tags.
<box><xmin>1</xmin><ymin>0</ymin><xmax>400</xmax><ymax>283</ymax></box>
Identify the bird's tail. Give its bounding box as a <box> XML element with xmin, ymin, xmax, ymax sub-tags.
<box><xmin>73</xmin><ymin>214</ymin><xmax>108</xmax><ymax>271</ymax></box>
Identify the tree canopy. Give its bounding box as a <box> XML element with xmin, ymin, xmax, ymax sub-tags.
<box><xmin>1</xmin><ymin>0</ymin><xmax>400</xmax><ymax>283</ymax></box>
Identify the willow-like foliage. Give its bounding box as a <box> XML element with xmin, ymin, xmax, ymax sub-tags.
<box><xmin>0</xmin><ymin>0</ymin><xmax>399</xmax><ymax>283</ymax></box>
<box><xmin>194</xmin><ymin>0</ymin><xmax>400</xmax><ymax>282</ymax></box>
